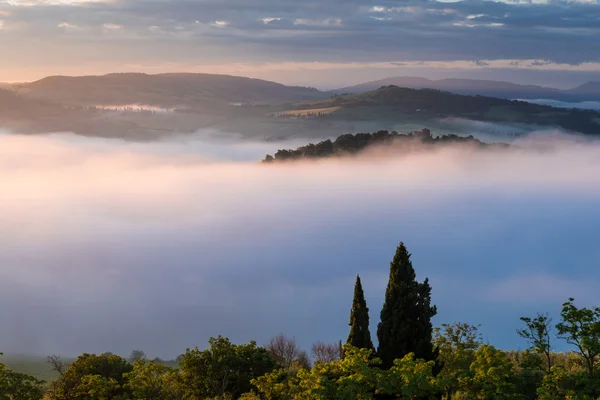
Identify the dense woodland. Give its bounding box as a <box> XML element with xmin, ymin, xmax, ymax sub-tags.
<box><xmin>262</xmin><ymin>129</ymin><xmax>508</xmax><ymax>162</ymax></box>
<box><xmin>2</xmin><ymin>242</ymin><xmax>600</xmax><ymax>399</ymax></box>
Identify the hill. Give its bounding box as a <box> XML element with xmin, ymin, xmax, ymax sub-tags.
<box><xmin>14</xmin><ymin>73</ymin><xmax>326</xmax><ymax>109</ymax></box>
<box><xmin>331</xmin><ymin>77</ymin><xmax>600</xmax><ymax>102</ymax></box>
<box><xmin>286</xmin><ymin>85</ymin><xmax>600</xmax><ymax>135</ymax></box>
<box><xmin>262</xmin><ymin>128</ymin><xmax>509</xmax><ymax>162</ymax></box>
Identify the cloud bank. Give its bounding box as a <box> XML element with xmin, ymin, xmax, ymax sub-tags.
<box><xmin>1</xmin><ymin>131</ymin><xmax>600</xmax><ymax>358</ymax></box>
<box><xmin>1</xmin><ymin>0</ymin><xmax>600</xmax><ymax>85</ymax></box>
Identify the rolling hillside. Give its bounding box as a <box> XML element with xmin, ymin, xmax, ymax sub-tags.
<box><xmin>14</xmin><ymin>73</ymin><xmax>326</xmax><ymax>109</ymax></box>
<box><xmin>289</xmin><ymin>85</ymin><xmax>600</xmax><ymax>135</ymax></box>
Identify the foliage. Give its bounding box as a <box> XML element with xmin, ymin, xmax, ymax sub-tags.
<box><xmin>377</xmin><ymin>242</ymin><xmax>439</xmax><ymax>371</ymax></box>
<box><xmin>556</xmin><ymin>298</ymin><xmax>600</xmax><ymax>381</ymax></box>
<box><xmin>0</xmin><ymin>356</ymin><xmax>45</xmax><ymax>400</ymax></box>
<box><xmin>179</xmin><ymin>336</ymin><xmax>276</xmax><ymax>399</ymax></box>
<box><xmin>463</xmin><ymin>345</ymin><xmax>516</xmax><ymax>400</ymax></box>
<box><xmin>45</xmin><ymin>353</ymin><xmax>133</xmax><ymax>400</ymax></box>
<box><xmin>434</xmin><ymin>322</ymin><xmax>481</xmax><ymax>399</ymax></box>
<box><xmin>124</xmin><ymin>360</ymin><xmax>182</xmax><ymax>400</ymax></box>
<box><xmin>517</xmin><ymin>313</ymin><xmax>554</xmax><ymax>373</ymax></box>
<box><xmin>263</xmin><ymin>129</ymin><xmax>505</xmax><ymax>162</ymax></box>
<box><xmin>347</xmin><ymin>275</ymin><xmax>374</xmax><ymax>352</ymax></box>
<box><xmin>377</xmin><ymin>353</ymin><xmax>439</xmax><ymax>400</ymax></box>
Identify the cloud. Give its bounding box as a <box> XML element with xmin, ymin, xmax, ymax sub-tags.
<box><xmin>1</xmin><ymin>0</ymin><xmax>600</xmax><ymax>83</ymax></box>
<box><xmin>2</xmin><ymin>130</ymin><xmax>600</xmax><ymax>357</ymax></box>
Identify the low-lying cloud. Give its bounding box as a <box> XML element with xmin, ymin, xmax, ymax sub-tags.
<box><xmin>1</xmin><ymin>130</ymin><xmax>600</xmax><ymax>358</ymax></box>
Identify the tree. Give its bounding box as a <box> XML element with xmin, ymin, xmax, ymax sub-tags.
<box><xmin>253</xmin><ymin>345</ymin><xmax>380</xmax><ymax>400</ymax></box>
<box><xmin>378</xmin><ymin>353</ymin><xmax>439</xmax><ymax>400</ymax></box>
<box><xmin>434</xmin><ymin>322</ymin><xmax>481</xmax><ymax>399</ymax></box>
<box><xmin>347</xmin><ymin>275</ymin><xmax>374</xmax><ymax>352</ymax></box>
<box><xmin>517</xmin><ymin>313</ymin><xmax>553</xmax><ymax>373</ymax></box>
<box><xmin>377</xmin><ymin>242</ymin><xmax>438</xmax><ymax>370</ymax></box>
<box><xmin>0</xmin><ymin>356</ymin><xmax>45</xmax><ymax>400</ymax></box>
<box><xmin>128</xmin><ymin>350</ymin><xmax>147</xmax><ymax>363</ymax></box>
<box><xmin>464</xmin><ymin>345</ymin><xmax>515</xmax><ymax>399</ymax></box>
<box><xmin>537</xmin><ymin>366</ymin><xmax>578</xmax><ymax>400</ymax></box>
<box><xmin>266</xmin><ymin>334</ymin><xmax>311</xmax><ymax>370</ymax></box>
<box><xmin>179</xmin><ymin>336</ymin><xmax>276</xmax><ymax>399</ymax></box>
<box><xmin>45</xmin><ymin>353</ymin><xmax>133</xmax><ymax>400</ymax></box>
<box><xmin>556</xmin><ymin>298</ymin><xmax>600</xmax><ymax>380</ymax></box>
<box><xmin>311</xmin><ymin>341</ymin><xmax>342</xmax><ymax>364</ymax></box>
<box><xmin>124</xmin><ymin>360</ymin><xmax>182</xmax><ymax>400</ymax></box>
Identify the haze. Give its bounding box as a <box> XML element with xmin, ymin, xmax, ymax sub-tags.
<box><xmin>1</xmin><ymin>130</ymin><xmax>600</xmax><ymax>358</ymax></box>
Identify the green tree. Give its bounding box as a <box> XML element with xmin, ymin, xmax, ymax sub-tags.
<box><xmin>556</xmin><ymin>298</ymin><xmax>600</xmax><ymax>380</ymax></box>
<box><xmin>377</xmin><ymin>353</ymin><xmax>439</xmax><ymax>400</ymax></box>
<box><xmin>124</xmin><ymin>360</ymin><xmax>182</xmax><ymax>400</ymax></box>
<box><xmin>434</xmin><ymin>322</ymin><xmax>481</xmax><ymax>399</ymax></box>
<box><xmin>0</xmin><ymin>355</ymin><xmax>45</xmax><ymax>400</ymax></box>
<box><xmin>464</xmin><ymin>345</ymin><xmax>515</xmax><ymax>400</ymax></box>
<box><xmin>347</xmin><ymin>275</ymin><xmax>374</xmax><ymax>352</ymax></box>
<box><xmin>517</xmin><ymin>313</ymin><xmax>553</xmax><ymax>373</ymax></box>
<box><xmin>179</xmin><ymin>336</ymin><xmax>276</xmax><ymax>399</ymax></box>
<box><xmin>537</xmin><ymin>365</ymin><xmax>578</xmax><ymax>400</ymax></box>
<box><xmin>45</xmin><ymin>353</ymin><xmax>133</xmax><ymax>400</ymax></box>
<box><xmin>377</xmin><ymin>242</ymin><xmax>438</xmax><ymax>370</ymax></box>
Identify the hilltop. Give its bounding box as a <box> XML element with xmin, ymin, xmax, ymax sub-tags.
<box><xmin>262</xmin><ymin>128</ymin><xmax>509</xmax><ymax>162</ymax></box>
<box><xmin>331</xmin><ymin>77</ymin><xmax>600</xmax><ymax>102</ymax></box>
<box><xmin>14</xmin><ymin>73</ymin><xmax>326</xmax><ymax>109</ymax></box>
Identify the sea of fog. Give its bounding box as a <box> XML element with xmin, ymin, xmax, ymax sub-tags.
<box><xmin>1</xmin><ymin>129</ymin><xmax>600</xmax><ymax>358</ymax></box>
<box><xmin>516</xmin><ymin>98</ymin><xmax>600</xmax><ymax>110</ymax></box>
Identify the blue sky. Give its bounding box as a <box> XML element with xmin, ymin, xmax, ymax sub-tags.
<box><xmin>1</xmin><ymin>131</ymin><xmax>600</xmax><ymax>358</ymax></box>
<box><xmin>1</xmin><ymin>0</ymin><xmax>600</xmax><ymax>87</ymax></box>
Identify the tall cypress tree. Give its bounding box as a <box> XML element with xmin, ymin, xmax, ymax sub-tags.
<box><xmin>346</xmin><ymin>275</ymin><xmax>374</xmax><ymax>351</ymax></box>
<box><xmin>377</xmin><ymin>242</ymin><xmax>438</xmax><ymax>369</ymax></box>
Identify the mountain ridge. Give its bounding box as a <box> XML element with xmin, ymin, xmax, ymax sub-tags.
<box><xmin>330</xmin><ymin>77</ymin><xmax>600</xmax><ymax>102</ymax></box>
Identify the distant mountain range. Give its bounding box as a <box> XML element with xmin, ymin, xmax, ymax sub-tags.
<box><xmin>12</xmin><ymin>73</ymin><xmax>323</xmax><ymax>109</ymax></box>
<box><xmin>2</xmin><ymin>73</ymin><xmax>600</xmax><ymax>139</ymax></box>
<box><xmin>330</xmin><ymin>77</ymin><xmax>600</xmax><ymax>102</ymax></box>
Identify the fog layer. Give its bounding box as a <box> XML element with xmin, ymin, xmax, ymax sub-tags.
<box><xmin>1</xmin><ymin>131</ymin><xmax>600</xmax><ymax>358</ymax></box>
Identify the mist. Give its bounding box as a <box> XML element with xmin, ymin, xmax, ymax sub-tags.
<box><xmin>1</xmin><ymin>130</ymin><xmax>600</xmax><ymax>359</ymax></box>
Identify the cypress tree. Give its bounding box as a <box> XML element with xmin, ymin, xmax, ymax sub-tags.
<box><xmin>346</xmin><ymin>275</ymin><xmax>374</xmax><ymax>351</ymax></box>
<box><xmin>377</xmin><ymin>242</ymin><xmax>438</xmax><ymax>369</ymax></box>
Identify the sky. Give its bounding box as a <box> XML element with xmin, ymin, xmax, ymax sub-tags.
<box><xmin>1</xmin><ymin>0</ymin><xmax>600</xmax><ymax>87</ymax></box>
<box><xmin>2</xmin><ymin>130</ymin><xmax>600</xmax><ymax>358</ymax></box>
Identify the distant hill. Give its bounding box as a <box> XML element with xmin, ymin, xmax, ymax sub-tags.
<box><xmin>289</xmin><ymin>85</ymin><xmax>600</xmax><ymax>135</ymax></box>
<box><xmin>262</xmin><ymin>128</ymin><xmax>509</xmax><ymax>162</ymax></box>
<box><xmin>331</xmin><ymin>77</ymin><xmax>600</xmax><ymax>102</ymax></box>
<box><xmin>14</xmin><ymin>73</ymin><xmax>327</xmax><ymax>109</ymax></box>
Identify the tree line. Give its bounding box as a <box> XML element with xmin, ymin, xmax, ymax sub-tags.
<box><xmin>262</xmin><ymin>129</ymin><xmax>508</xmax><ymax>162</ymax></box>
<box><xmin>2</xmin><ymin>242</ymin><xmax>600</xmax><ymax>399</ymax></box>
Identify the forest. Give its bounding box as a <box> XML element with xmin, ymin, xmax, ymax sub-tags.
<box><xmin>262</xmin><ymin>129</ymin><xmax>509</xmax><ymax>162</ymax></box>
<box><xmin>1</xmin><ymin>242</ymin><xmax>599</xmax><ymax>399</ymax></box>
